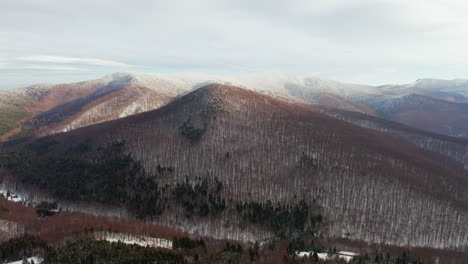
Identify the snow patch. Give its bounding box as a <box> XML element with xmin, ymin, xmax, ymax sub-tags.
<box><xmin>95</xmin><ymin>232</ymin><xmax>172</xmax><ymax>249</ymax></box>
<box><xmin>0</xmin><ymin>187</ymin><xmax>26</xmax><ymax>204</ymax></box>
<box><xmin>296</xmin><ymin>250</ymin><xmax>359</xmax><ymax>262</ymax></box>
<box><xmin>6</xmin><ymin>256</ymin><xmax>43</xmax><ymax>264</ymax></box>
<box><xmin>338</xmin><ymin>251</ymin><xmax>359</xmax><ymax>262</ymax></box>
<box><xmin>296</xmin><ymin>251</ymin><xmax>330</xmax><ymax>260</ymax></box>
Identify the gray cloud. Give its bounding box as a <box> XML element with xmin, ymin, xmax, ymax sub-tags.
<box><xmin>1</xmin><ymin>0</ymin><xmax>468</xmax><ymax>88</ymax></box>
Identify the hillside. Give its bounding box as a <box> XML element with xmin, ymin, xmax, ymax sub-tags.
<box><xmin>317</xmin><ymin>106</ymin><xmax>468</xmax><ymax>170</ymax></box>
<box><xmin>0</xmin><ymin>77</ymin><xmax>115</xmax><ymax>140</ymax></box>
<box><xmin>1</xmin><ymin>84</ymin><xmax>466</xmax><ymax>251</ymax></box>
<box><xmin>370</xmin><ymin>94</ymin><xmax>468</xmax><ymax>138</ymax></box>
<box><xmin>30</xmin><ymin>74</ymin><xmax>185</xmax><ymax>136</ymax></box>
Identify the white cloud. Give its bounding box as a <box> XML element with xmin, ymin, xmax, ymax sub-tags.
<box><xmin>17</xmin><ymin>56</ymin><xmax>132</xmax><ymax>67</ymax></box>
<box><xmin>2</xmin><ymin>0</ymin><xmax>468</xmax><ymax>87</ymax></box>
<box><xmin>0</xmin><ymin>60</ymin><xmax>84</xmax><ymax>71</ymax></box>
<box><xmin>22</xmin><ymin>64</ymin><xmax>86</xmax><ymax>71</ymax></box>
<box><xmin>0</xmin><ymin>59</ymin><xmax>8</xmax><ymax>69</ymax></box>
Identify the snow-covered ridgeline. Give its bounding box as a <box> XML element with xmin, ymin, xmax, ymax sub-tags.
<box><xmin>94</xmin><ymin>231</ymin><xmax>172</xmax><ymax>249</ymax></box>
<box><xmin>107</xmin><ymin>72</ymin><xmax>378</xmax><ymax>99</ymax></box>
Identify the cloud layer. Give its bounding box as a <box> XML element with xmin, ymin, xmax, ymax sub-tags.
<box><xmin>1</xmin><ymin>0</ymin><xmax>468</xmax><ymax>88</ymax></box>
<box><xmin>17</xmin><ymin>56</ymin><xmax>132</xmax><ymax>67</ymax></box>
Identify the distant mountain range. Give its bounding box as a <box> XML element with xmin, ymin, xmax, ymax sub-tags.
<box><xmin>1</xmin><ymin>72</ymin><xmax>467</xmax><ymax>140</ymax></box>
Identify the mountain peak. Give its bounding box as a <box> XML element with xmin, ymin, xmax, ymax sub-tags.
<box><xmin>171</xmin><ymin>83</ymin><xmax>262</xmax><ymax>108</ymax></box>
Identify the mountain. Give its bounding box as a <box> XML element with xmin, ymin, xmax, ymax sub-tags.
<box><xmin>1</xmin><ymin>84</ymin><xmax>466</xmax><ymax>251</ymax></box>
<box><xmin>2</xmin><ymin>74</ymin><xmax>468</xmax><ymax>143</ymax></box>
<box><xmin>0</xmin><ymin>75</ymin><xmax>119</xmax><ymax>114</ymax></box>
<box><xmin>378</xmin><ymin>78</ymin><xmax>468</xmax><ymax>100</ymax></box>
<box><xmin>33</xmin><ymin>72</ymin><xmax>380</xmax><ymax>136</ymax></box>
<box><xmin>0</xmin><ymin>77</ymin><xmax>115</xmax><ymax>140</ymax></box>
<box><xmin>0</xmin><ymin>72</ymin><xmax>382</xmax><ymax>139</ymax></box>
<box><xmin>317</xmin><ymin>106</ymin><xmax>468</xmax><ymax>170</ymax></box>
<box><xmin>370</xmin><ymin>94</ymin><xmax>468</xmax><ymax>138</ymax></box>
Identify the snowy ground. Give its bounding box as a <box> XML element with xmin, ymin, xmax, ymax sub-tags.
<box><xmin>0</xmin><ymin>187</ymin><xmax>26</xmax><ymax>204</ymax></box>
<box><xmin>337</xmin><ymin>251</ymin><xmax>359</xmax><ymax>262</ymax></box>
<box><xmin>296</xmin><ymin>250</ymin><xmax>359</xmax><ymax>262</ymax></box>
<box><xmin>296</xmin><ymin>251</ymin><xmax>330</xmax><ymax>260</ymax></box>
<box><xmin>95</xmin><ymin>232</ymin><xmax>172</xmax><ymax>249</ymax></box>
<box><xmin>5</xmin><ymin>256</ymin><xmax>43</xmax><ymax>264</ymax></box>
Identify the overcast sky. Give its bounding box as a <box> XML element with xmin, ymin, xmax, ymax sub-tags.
<box><xmin>1</xmin><ymin>0</ymin><xmax>468</xmax><ymax>88</ymax></box>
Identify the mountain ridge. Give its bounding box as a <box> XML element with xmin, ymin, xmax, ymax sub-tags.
<box><xmin>1</xmin><ymin>72</ymin><xmax>468</xmax><ymax>141</ymax></box>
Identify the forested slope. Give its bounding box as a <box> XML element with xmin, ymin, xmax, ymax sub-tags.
<box><xmin>1</xmin><ymin>84</ymin><xmax>467</xmax><ymax>250</ymax></box>
<box><xmin>370</xmin><ymin>94</ymin><xmax>468</xmax><ymax>138</ymax></box>
<box><xmin>318</xmin><ymin>107</ymin><xmax>468</xmax><ymax>170</ymax></box>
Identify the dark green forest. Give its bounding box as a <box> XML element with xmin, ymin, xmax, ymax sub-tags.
<box><xmin>236</xmin><ymin>200</ymin><xmax>322</xmax><ymax>238</ymax></box>
<box><xmin>0</xmin><ymin>236</ymin><xmax>185</xmax><ymax>264</ymax></box>
<box><xmin>0</xmin><ymin>235</ymin><xmax>431</xmax><ymax>264</ymax></box>
<box><xmin>0</xmin><ymin>139</ymin><xmax>322</xmax><ymax>240</ymax></box>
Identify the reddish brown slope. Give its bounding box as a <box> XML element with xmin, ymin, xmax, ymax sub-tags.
<box><xmin>0</xmin><ymin>78</ymin><xmax>115</xmax><ymax>141</ymax></box>
<box><xmin>0</xmin><ymin>198</ymin><xmax>183</xmax><ymax>243</ymax></box>
<box><xmin>3</xmin><ymin>84</ymin><xmax>468</xmax><ymax>249</ymax></box>
<box><xmin>373</xmin><ymin>94</ymin><xmax>468</xmax><ymax>138</ymax></box>
<box><xmin>33</xmin><ymin>84</ymin><xmax>174</xmax><ymax>136</ymax></box>
<box><xmin>299</xmin><ymin>92</ymin><xmax>377</xmax><ymax>116</ymax></box>
<box><xmin>23</xmin><ymin>82</ymin><xmax>102</xmax><ymax>114</ymax></box>
<box><xmin>316</xmin><ymin>106</ymin><xmax>468</xmax><ymax>170</ymax></box>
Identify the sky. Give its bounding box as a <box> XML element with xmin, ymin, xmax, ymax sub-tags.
<box><xmin>1</xmin><ymin>0</ymin><xmax>468</xmax><ymax>89</ymax></box>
